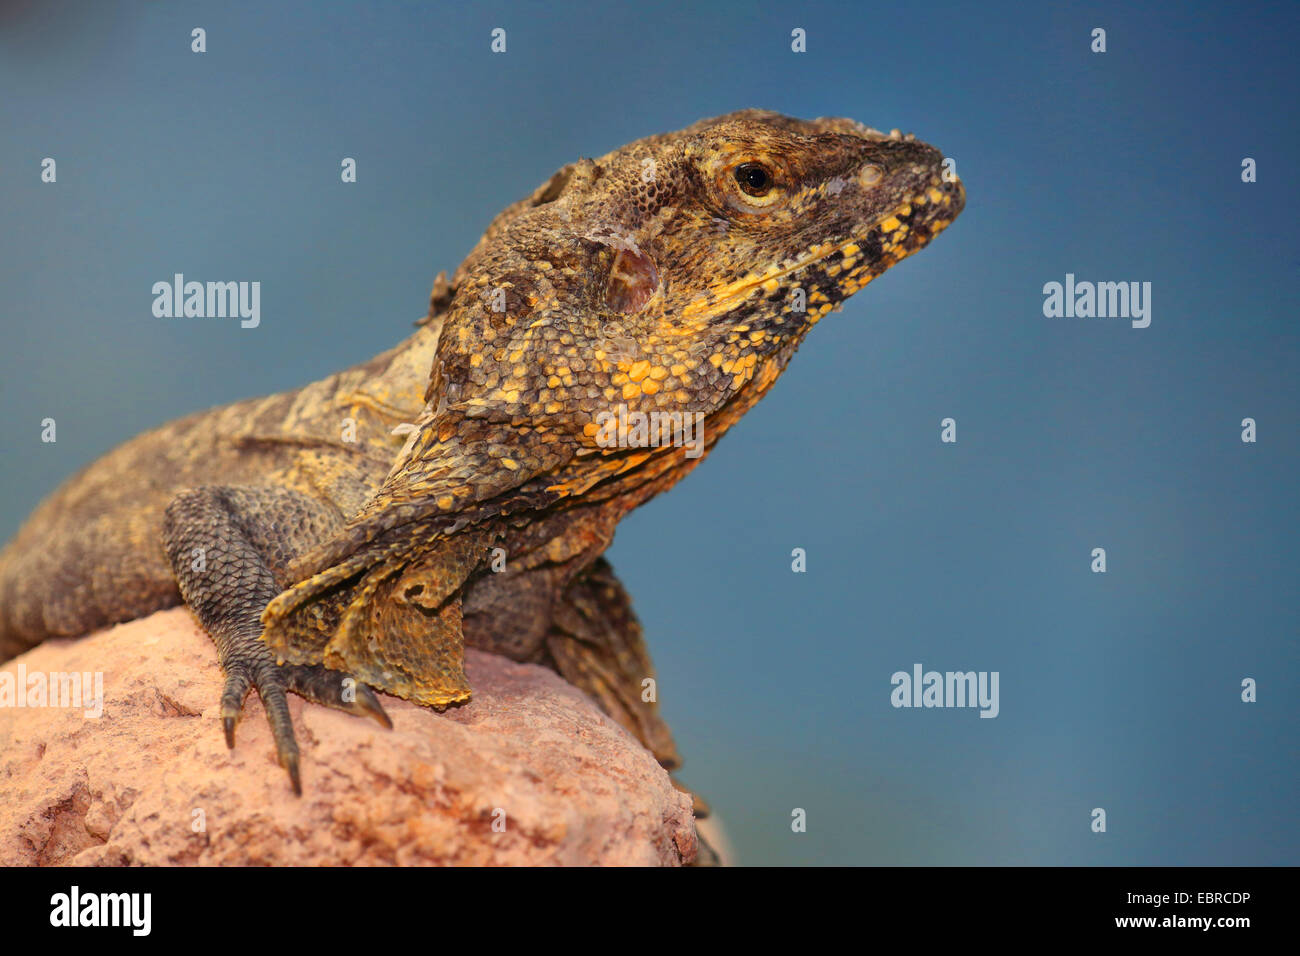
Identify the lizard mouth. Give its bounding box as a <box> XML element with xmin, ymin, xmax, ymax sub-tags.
<box><xmin>681</xmin><ymin>179</ymin><xmax>964</xmax><ymax>321</ymax></box>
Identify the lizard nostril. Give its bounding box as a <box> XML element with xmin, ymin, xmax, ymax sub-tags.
<box><xmin>858</xmin><ymin>164</ymin><xmax>883</xmax><ymax>187</ymax></box>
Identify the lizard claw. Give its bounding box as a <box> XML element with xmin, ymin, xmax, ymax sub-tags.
<box><xmin>353</xmin><ymin>683</ymin><xmax>394</xmax><ymax>729</ymax></box>
<box><xmin>219</xmin><ymin>668</ymin><xmax>253</xmax><ymax>748</ymax></box>
<box><xmin>283</xmin><ymin>749</ymin><xmax>302</xmax><ymax>797</ymax></box>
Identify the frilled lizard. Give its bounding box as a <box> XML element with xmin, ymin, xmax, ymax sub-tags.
<box><xmin>0</xmin><ymin>110</ymin><xmax>965</xmax><ymax>797</ymax></box>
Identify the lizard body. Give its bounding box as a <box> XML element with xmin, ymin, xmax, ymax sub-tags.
<box><xmin>0</xmin><ymin>110</ymin><xmax>964</xmax><ymax>791</ymax></box>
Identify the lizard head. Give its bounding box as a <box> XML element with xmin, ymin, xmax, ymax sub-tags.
<box><xmin>588</xmin><ymin>108</ymin><xmax>966</xmax><ymax>336</ymax></box>
<box><xmin>441</xmin><ymin>109</ymin><xmax>964</xmax><ymax>421</ymax></box>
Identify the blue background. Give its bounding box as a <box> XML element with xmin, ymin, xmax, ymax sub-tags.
<box><xmin>1</xmin><ymin>0</ymin><xmax>1295</xmax><ymax>865</ymax></box>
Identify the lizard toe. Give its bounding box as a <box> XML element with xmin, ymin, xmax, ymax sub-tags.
<box><xmin>218</xmin><ymin>667</ymin><xmax>253</xmax><ymax>749</ymax></box>
<box><xmin>282</xmin><ymin>663</ymin><xmax>393</xmax><ymax>729</ymax></box>
<box><xmin>250</xmin><ymin>662</ymin><xmax>303</xmax><ymax>795</ymax></box>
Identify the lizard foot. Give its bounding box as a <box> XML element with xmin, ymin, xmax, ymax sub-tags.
<box><xmin>220</xmin><ymin>656</ymin><xmax>302</xmax><ymax>794</ymax></box>
<box><xmin>220</xmin><ymin>657</ymin><xmax>390</xmax><ymax>796</ymax></box>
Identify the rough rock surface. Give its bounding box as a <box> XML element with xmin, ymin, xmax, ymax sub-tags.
<box><xmin>0</xmin><ymin>608</ymin><xmax>697</xmax><ymax>865</ymax></box>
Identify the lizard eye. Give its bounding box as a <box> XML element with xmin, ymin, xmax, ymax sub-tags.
<box><xmin>719</xmin><ymin>157</ymin><xmax>788</xmax><ymax>213</ymax></box>
<box><xmin>734</xmin><ymin>162</ymin><xmax>773</xmax><ymax>197</ymax></box>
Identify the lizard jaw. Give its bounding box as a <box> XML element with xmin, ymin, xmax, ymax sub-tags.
<box><xmin>681</xmin><ymin>177</ymin><xmax>965</xmax><ymax>322</ymax></box>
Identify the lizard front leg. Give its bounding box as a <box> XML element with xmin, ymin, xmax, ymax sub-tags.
<box><xmin>161</xmin><ymin>486</ymin><xmax>390</xmax><ymax>793</ymax></box>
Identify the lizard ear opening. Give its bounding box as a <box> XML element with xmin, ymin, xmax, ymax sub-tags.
<box><xmin>530</xmin><ymin>158</ymin><xmax>598</xmax><ymax>206</ymax></box>
<box><xmin>605</xmin><ymin>247</ymin><xmax>660</xmax><ymax>314</ymax></box>
<box><xmin>531</xmin><ymin>164</ymin><xmax>575</xmax><ymax>205</ymax></box>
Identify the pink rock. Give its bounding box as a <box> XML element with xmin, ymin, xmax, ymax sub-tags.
<box><xmin>0</xmin><ymin>608</ymin><xmax>697</xmax><ymax>866</ymax></box>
